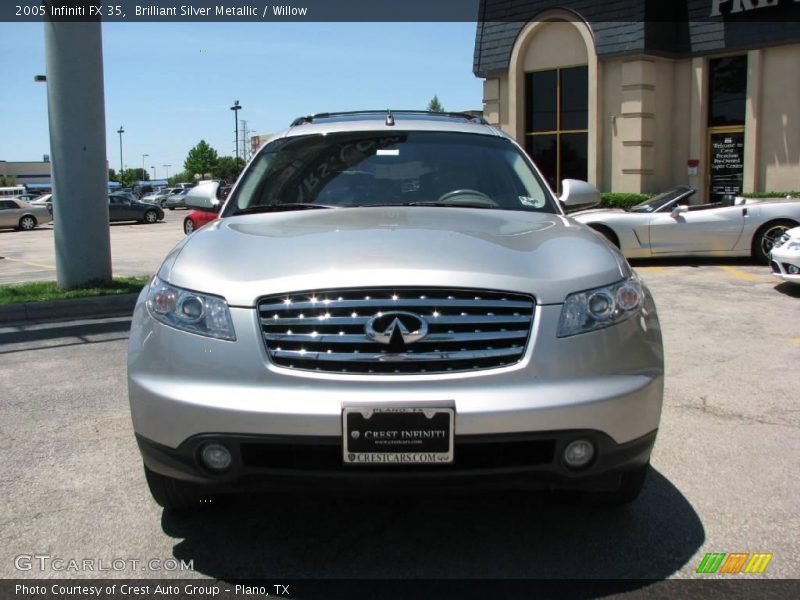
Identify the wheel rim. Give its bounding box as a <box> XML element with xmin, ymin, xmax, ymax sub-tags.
<box><xmin>761</xmin><ymin>225</ymin><xmax>790</xmax><ymax>256</ymax></box>
<box><xmin>21</xmin><ymin>217</ymin><xmax>35</xmax><ymax>230</ymax></box>
<box><xmin>145</xmin><ymin>211</ymin><xmax>157</xmax><ymax>223</ymax></box>
<box><xmin>185</xmin><ymin>220</ymin><xmax>194</xmax><ymax>234</ymax></box>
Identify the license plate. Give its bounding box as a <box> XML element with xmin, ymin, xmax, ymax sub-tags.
<box><xmin>342</xmin><ymin>406</ymin><xmax>454</xmax><ymax>465</ymax></box>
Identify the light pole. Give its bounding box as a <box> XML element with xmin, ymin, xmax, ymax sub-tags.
<box><xmin>141</xmin><ymin>154</ymin><xmax>148</xmax><ymax>182</ymax></box>
<box><xmin>230</xmin><ymin>100</ymin><xmax>242</xmax><ymax>162</ymax></box>
<box><xmin>163</xmin><ymin>164</ymin><xmax>171</xmax><ymax>178</ymax></box>
<box><xmin>116</xmin><ymin>126</ymin><xmax>124</xmax><ymax>179</ymax></box>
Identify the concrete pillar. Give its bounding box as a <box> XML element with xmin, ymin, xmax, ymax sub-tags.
<box><xmin>617</xmin><ymin>60</ymin><xmax>656</xmax><ymax>193</ymax></box>
<box><xmin>743</xmin><ymin>49</ymin><xmax>762</xmax><ymax>193</ymax></box>
<box><xmin>688</xmin><ymin>57</ymin><xmax>708</xmax><ymax>203</ymax></box>
<box><xmin>44</xmin><ymin>21</ymin><xmax>112</xmax><ymax>288</ymax></box>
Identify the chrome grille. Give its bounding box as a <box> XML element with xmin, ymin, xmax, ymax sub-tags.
<box><xmin>257</xmin><ymin>288</ymin><xmax>535</xmax><ymax>374</ymax></box>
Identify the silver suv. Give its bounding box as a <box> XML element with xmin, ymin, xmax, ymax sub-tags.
<box><xmin>127</xmin><ymin>111</ymin><xmax>663</xmax><ymax>509</ymax></box>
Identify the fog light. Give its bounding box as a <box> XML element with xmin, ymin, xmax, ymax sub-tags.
<box><xmin>200</xmin><ymin>443</ymin><xmax>232</xmax><ymax>471</ymax></box>
<box><xmin>563</xmin><ymin>439</ymin><xmax>595</xmax><ymax>468</ymax></box>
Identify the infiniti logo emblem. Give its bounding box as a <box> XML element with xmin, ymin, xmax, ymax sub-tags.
<box><xmin>365</xmin><ymin>311</ymin><xmax>429</xmax><ymax>349</ymax></box>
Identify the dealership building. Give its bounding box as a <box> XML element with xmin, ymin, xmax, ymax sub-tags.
<box><xmin>474</xmin><ymin>0</ymin><xmax>800</xmax><ymax>202</ymax></box>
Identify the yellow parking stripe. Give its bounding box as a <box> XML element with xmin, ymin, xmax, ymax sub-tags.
<box><xmin>718</xmin><ymin>266</ymin><xmax>772</xmax><ymax>282</ymax></box>
<box><xmin>1</xmin><ymin>256</ymin><xmax>56</xmax><ymax>270</ymax></box>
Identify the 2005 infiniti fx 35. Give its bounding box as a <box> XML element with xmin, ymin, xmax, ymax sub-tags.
<box><xmin>127</xmin><ymin>110</ymin><xmax>664</xmax><ymax>510</ymax></box>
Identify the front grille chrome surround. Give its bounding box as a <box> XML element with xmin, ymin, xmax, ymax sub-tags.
<box><xmin>257</xmin><ymin>287</ymin><xmax>536</xmax><ymax>374</ymax></box>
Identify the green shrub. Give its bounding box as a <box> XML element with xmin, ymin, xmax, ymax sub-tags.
<box><xmin>599</xmin><ymin>193</ymin><xmax>652</xmax><ymax>210</ymax></box>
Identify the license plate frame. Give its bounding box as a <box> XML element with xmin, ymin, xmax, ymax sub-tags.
<box><xmin>342</xmin><ymin>406</ymin><xmax>454</xmax><ymax>465</ymax></box>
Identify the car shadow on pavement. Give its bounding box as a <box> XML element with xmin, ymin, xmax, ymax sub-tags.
<box><xmin>161</xmin><ymin>467</ymin><xmax>704</xmax><ymax>583</ymax></box>
<box><xmin>629</xmin><ymin>256</ymin><xmax>760</xmax><ymax>268</ymax></box>
<box><xmin>774</xmin><ymin>282</ymin><xmax>800</xmax><ymax>298</ymax></box>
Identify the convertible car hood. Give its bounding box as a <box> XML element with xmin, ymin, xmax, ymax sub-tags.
<box><xmin>160</xmin><ymin>207</ymin><xmax>628</xmax><ymax>306</ymax></box>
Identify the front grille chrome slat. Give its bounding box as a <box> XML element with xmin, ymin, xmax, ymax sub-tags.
<box><xmin>258</xmin><ymin>287</ymin><xmax>535</xmax><ymax>375</ymax></box>
<box><xmin>264</xmin><ymin>330</ymin><xmax>529</xmax><ymax>344</ymax></box>
<box><xmin>272</xmin><ymin>347</ymin><xmax>522</xmax><ymax>363</ymax></box>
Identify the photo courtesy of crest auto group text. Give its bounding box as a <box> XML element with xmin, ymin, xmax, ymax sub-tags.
<box><xmin>1</xmin><ymin>0</ymin><xmax>799</xmax><ymax>598</ymax></box>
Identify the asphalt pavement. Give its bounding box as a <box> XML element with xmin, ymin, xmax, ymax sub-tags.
<box><xmin>0</xmin><ymin>257</ymin><xmax>798</xmax><ymax>587</ymax></box>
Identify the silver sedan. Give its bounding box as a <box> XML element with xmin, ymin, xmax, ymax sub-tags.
<box><xmin>572</xmin><ymin>186</ymin><xmax>800</xmax><ymax>263</ymax></box>
<box><xmin>0</xmin><ymin>198</ymin><xmax>52</xmax><ymax>231</ymax></box>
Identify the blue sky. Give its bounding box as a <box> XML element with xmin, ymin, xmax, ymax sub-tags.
<box><xmin>0</xmin><ymin>22</ymin><xmax>482</xmax><ymax>179</ymax></box>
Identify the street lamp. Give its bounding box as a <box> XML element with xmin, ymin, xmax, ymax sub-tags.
<box><xmin>163</xmin><ymin>164</ymin><xmax>171</xmax><ymax>178</ymax></box>
<box><xmin>230</xmin><ymin>100</ymin><xmax>242</xmax><ymax>162</ymax></box>
<box><xmin>142</xmin><ymin>154</ymin><xmax>148</xmax><ymax>182</ymax></box>
<box><xmin>116</xmin><ymin>126</ymin><xmax>124</xmax><ymax>178</ymax></box>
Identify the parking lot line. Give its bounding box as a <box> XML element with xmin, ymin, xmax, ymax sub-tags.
<box><xmin>717</xmin><ymin>266</ymin><xmax>772</xmax><ymax>282</ymax></box>
<box><xmin>1</xmin><ymin>256</ymin><xmax>57</xmax><ymax>270</ymax></box>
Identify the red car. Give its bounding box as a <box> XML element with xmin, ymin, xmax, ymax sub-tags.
<box><xmin>183</xmin><ymin>184</ymin><xmax>231</xmax><ymax>234</ymax></box>
<box><xmin>183</xmin><ymin>210</ymin><xmax>217</xmax><ymax>235</ymax></box>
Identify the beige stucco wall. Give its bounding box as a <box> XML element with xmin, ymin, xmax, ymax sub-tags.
<box><xmin>758</xmin><ymin>44</ymin><xmax>800</xmax><ymax>193</ymax></box>
<box><xmin>479</xmin><ymin>26</ymin><xmax>798</xmax><ymax>196</ymax></box>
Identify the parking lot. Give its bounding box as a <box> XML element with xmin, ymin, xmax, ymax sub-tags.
<box><xmin>0</xmin><ymin>220</ymin><xmax>798</xmax><ymax>586</ymax></box>
<box><xmin>0</xmin><ymin>208</ymin><xmax>188</xmax><ymax>285</ymax></box>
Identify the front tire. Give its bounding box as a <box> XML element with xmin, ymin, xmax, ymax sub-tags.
<box><xmin>18</xmin><ymin>215</ymin><xmax>37</xmax><ymax>231</ymax></box>
<box><xmin>183</xmin><ymin>218</ymin><xmax>195</xmax><ymax>235</ymax></box>
<box><xmin>144</xmin><ymin>466</ymin><xmax>219</xmax><ymax>510</ymax></box>
<box><xmin>753</xmin><ymin>220</ymin><xmax>796</xmax><ymax>264</ymax></box>
<box><xmin>143</xmin><ymin>209</ymin><xmax>158</xmax><ymax>224</ymax></box>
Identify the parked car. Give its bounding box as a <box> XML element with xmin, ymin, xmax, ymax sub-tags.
<box><xmin>183</xmin><ymin>210</ymin><xmax>216</xmax><ymax>234</ymax></box>
<box><xmin>16</xmin><ymin>193</ymin><xmax>43</xmax><ymax>203</ymax></box>
<box><xmin>110</xmin><ymin>190</ymin><xmax>137</xmax><ymax>203</ymax></box>
<box><xmin>770</xmin><ymin>226</ymin><xmax>800</xmax><ymax>283</ymax></box>
<box><xmin>164</xmin><ymin>188</ymin><xmax>191</xmax><ymax>210</ymax></box>
<box><xmin>572</xmin><ymin>186</ymin><xmax>800</xmax><ymax>264</ymax></box>
<box><xmin>141</xmin><ymin>188</ymin><xmax>177</xmax><ymax>207</ymax></box>
<box><xmin>29</xmin><ymin>193</ymin><xmax>51</xmax><ymax>206</ymax></box>
<box><xmin>0</xmin><ymin>197</ymin><xmax>52</xmax><ymax>230</ymax></box>
<box><xmin>128</xmin><ymin>110</ymin><xmax>663</xmax><ymax>510</ymax></box>
<box><xmin>108</xmin><ymin>194</ymin><xmax>164</xmax><ymax>224</ymax></box>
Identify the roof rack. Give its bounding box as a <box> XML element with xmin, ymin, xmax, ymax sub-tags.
<box><xmin>290</xmin><ymin>110</ymin><xmax>488</xmax><ymax>127</ymax></box>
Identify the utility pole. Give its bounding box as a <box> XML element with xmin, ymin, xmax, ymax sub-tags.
<box><xmin>117</xmin><ymin>126</ymin><xmax>124</xmax><ymax>178</ymax></box>
<box><xmin>43</xmin><ymin>20</ymin><xmax>112</xmax><ymax>288</ymax></box>
<box><xmin>230</xmin><ymin>100</ymin><xmax>241</xmax><ymax>162</ymax></box>
<box><xmin>240</xmin><ymin>119</ymin><xmax>251</xmax><ymax>161</ymax></box>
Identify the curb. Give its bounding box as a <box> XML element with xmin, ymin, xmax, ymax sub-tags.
<box><xmin>0</xmin><ymin>293</ymin><xmax>139</xmax><ymax>326</ymax></box>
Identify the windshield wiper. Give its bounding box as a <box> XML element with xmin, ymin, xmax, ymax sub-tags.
<box><xmin>397</xmin><ymin>201</ymin><xmax>497</xmax><ymax>210</ymax></box>
<box><xmin>232</xmin><ymin>203</ymin><xmax>336</xmax><ymax>215</ymax></box>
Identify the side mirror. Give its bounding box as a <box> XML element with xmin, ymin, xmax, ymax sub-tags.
<box><xmin>671</xmin><ymin>205</ymin><xmax>688</xmax><ymax>218</ymax></box>
<box><xmin>559</xmin><ymin>179</ymin><xmax>601</xmax><ymax>212</ymax></box>
<box><xmin>185</xmin><ymin>183</ymin><xmax>221</xmax><ymax>213</ymax></box>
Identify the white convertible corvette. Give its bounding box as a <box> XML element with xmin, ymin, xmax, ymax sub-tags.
<box><xmin>571</xmin><ymin>186</ymin><xmax>800</xmax><ymax>264</ymax></box>
<box><xmin>770</xmin><ymin>227</ymin><xmax>800</xmax><ymax>283</ymax></box>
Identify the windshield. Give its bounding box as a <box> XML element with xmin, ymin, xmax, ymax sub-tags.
<box><xmin>225</xmin><ymin>131</ymin><xmax>555</xmax><ymax>216</ymax></box>
<box><xmin>629</xmin><ymin>187</ymin><xmax>693</xmax><ymax>213</ymax></box>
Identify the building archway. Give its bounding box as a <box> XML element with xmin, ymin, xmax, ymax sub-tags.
<box><xmin>507</xmin><ymin>12</ymin><xmax>600</xmax><ymax>189</ymax></box>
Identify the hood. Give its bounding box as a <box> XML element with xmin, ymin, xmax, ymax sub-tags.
<box><xmin>160</xmin><ymin>207</ymin><xmax>629</xmax><ymax>306</ymax></box>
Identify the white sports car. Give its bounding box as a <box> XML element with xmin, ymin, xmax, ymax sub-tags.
<box><xmin>572</xmin><ymin>186</ymin><xmax>800</xmax><ymax>264</ymax></box>
<box><xmin>770</xmin><ymin>226</ymin><xmax>800</xmax><ymax>283</ymax></box>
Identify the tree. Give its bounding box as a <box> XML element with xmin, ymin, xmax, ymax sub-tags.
<box><xmin>427</xmin><ymin>95</ymin><xmax>444</xmax><ymax>112</ymax></box>
<box><xmin>214</xmin><ymin>156</ymin><xmax>245</xmax><ymax>182</ymax></box>
<box><xmin>0</xmin><ymin>174</ymin><xmax>17</xmax><ymax>186</ymax></box>
<box><xmin>184</xmin><ymin>140</ymin><xmax>219</xmax><ymax>180</ymax></box>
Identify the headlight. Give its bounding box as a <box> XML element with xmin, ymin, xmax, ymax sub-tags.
<box><xmin>146</xmin><ymin>277</ymin><xmax>236</xmax><ymax>341</ymax></box>
<box><xmin>557</xmin><ymin>276</ymin><xmax>644</xmax><ymax>337</ymax></box>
